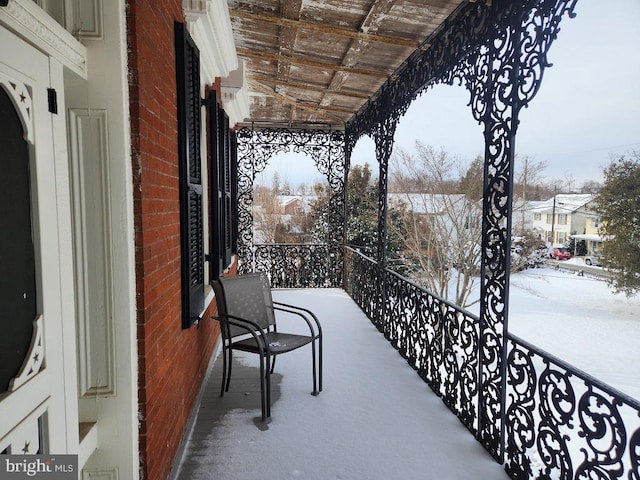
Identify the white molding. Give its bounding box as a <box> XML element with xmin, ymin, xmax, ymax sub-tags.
<box><xmin>78</xmin><ymin>422</ymin><xmax>98</xmax><ymax>472</ymax></box>
<box><xmin>0</xmin><ymin>72</ymin><xmax>34</xmax><ymax>143</ymax></box>
<box><xmin>0</xmin><ymin>402</ymin><xmax>48</xmax><ymax>454</ymax></box>
<box><xmin>34</xmin><ymin>0</ymin><xmax>103</xmax><ymax>39</ymax></box>
<box><xmin>0</xmin><ymin>0</ymin><xmax>87</xmax><ymax>78</ymax></box>
<box><xmin>221</xmin><ymin>59</ymin><xmax>250</xmax><ymax>127</ymax></box>
<box><xmin>221</xmin><ymin>86</ymin><xmax>250</xmax><ymax>127</ymax></box>
<box><xmin>183</xmin><ymin>0</ymin><xmax>238</xmax><ymax>80</ymax></box>
<box><xmin>68</xmin><ymin>108</ymin><xmax>117</xmax><ymax>398</ymax></box>
<box><xmin>70</xmin><ymin>0</ymin><xmax>103</xmax><ymax>40</ymax></box>
<box><xmin>8</xmin><ymin>316</ymin><xmax>45</xmax><ymax>392</ymax></box>
<box><xmin>64</xmin><ymin>1</ymin><xmax>139</xmax><ymax>474</ymax></box>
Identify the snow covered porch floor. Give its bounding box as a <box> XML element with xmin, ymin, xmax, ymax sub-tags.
<box><xmin>173</xmin><ymin>288</ymin><xmax>509</xmax><ymax>480</ymax></box>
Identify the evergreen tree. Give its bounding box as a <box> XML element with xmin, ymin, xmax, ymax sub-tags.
<box><xmin>346</xmin><ymin>163</ymin><xmax>378</xmax><ymax>257</ymax></box>
<box><xmin>458</xmin><ymin>155</ymin><xmax>483</xmax><ymax>201</ymax></box>
<box><xmin>307</xmin><ymin>181</ymin><xmax>332</xmax><ymax>244</ymax></box>
<box><xmin>594</xmin><ymin>152</ymin><xmax>640</xmax><ymax>296</ymax></box>
<box><xmin>271</xmin><ymin>172</ymin><xmax>281</xmax><ymax>194</ymax></box>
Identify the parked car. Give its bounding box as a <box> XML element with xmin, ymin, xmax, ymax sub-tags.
<box><xmin>584</xmin><ymin>252</ymin><xmax>604</xmax><ymax>266</ymax></box>
<box><xmin>552</xmin><ymin>247</ymin><xmax>571</xmax><ymax>260</ymax></box>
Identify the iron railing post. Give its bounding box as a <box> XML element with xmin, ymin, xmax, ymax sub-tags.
<box><xmin>373</xmin><ymin>117</ymin><xmax>397</xmax><ymax>332</ymax></box>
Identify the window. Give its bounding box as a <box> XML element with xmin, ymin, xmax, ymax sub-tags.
<box><xmin>464</xmin><ymin>214</ymin><xmax>479</xmax><ymax>230</ymax></box>
<box><xmin>175</xmin><ymin>22</ymin><xmax>204</xmax><ymax>328</ymax></box>
<box><xmin>546</xmin><ymin>214</ymin><xmax>553</xmax><ymax>224</ymax></box>
<box><xmin>557</xmin><ymin>232</ymin><xmax>566</xmax><ymax>244</ymax></box>
<box><xmin>557</xmin><ymin>214</ymin><xmax>568</xmax><ymax>225</ymax></box>
<box><xmin>533</xmin><ymin>213</ymin><xmax>541</xmax><ymax>221</ymax></box>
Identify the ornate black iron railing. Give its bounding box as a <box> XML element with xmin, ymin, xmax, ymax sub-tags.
<box><xmin>505</xmin><ymin>335</ymin><xmax>640</xmax><ymax>480</ymax></box>
<box><xmin>344</xmin><ymin>246</ymin><xmax>480</xmax><ymax>434</ymax></box>
<box><xmin>251</xmin><ymin>243</ymin><xmax>342</xmax><ymax>289</ymax></box>
<box><xmin>344</xmin><ymin>246</ymin><xmax>640</xmax><ymax>479</ymax></box>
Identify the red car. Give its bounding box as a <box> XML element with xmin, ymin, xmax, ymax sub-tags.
<box><xmin>553</xmin><ymin>247</ymin><xmax>571</xmax><ymax>260</ymax></box>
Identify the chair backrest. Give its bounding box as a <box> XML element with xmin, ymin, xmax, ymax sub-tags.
<box><xmin>213</xmin><ymin>272</ymin><xmax>276</xmax><ymax>339</ymax></box>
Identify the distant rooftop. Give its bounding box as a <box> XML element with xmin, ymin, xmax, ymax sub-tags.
<box><xmin>529</xmin><ymin>193</ymin><xmax>594</xmax><ymax>214</ymax></box>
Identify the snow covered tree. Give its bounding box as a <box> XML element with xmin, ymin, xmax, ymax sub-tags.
<box><xmin>388</xmin><ymin>144</ymin><xmax>482</xmax><ymax>309</ymax></box>
<box><xmin>345</xmin><ymin>163</ymin><xmax>403</xmax><ymax>267</ymax></box>
<box><xmin>594</xmin><ymin>151</ymin><xmax>640</xmax><ymax>296</ymax></box>
<box><xmin>252</xmin><ymin>184</ymin><xmax>279</xmax><ymax>243</ymax></box>
<box><xmin>306</xmin><ymin>181</ymin><xmax>332</xmax><ymax>244</ymax></box>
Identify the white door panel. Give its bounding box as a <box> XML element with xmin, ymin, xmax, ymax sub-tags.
<box><xmin>0</xmin><ymin>25</ymin><xmax>73</xmax><ymax>455</ymax></box>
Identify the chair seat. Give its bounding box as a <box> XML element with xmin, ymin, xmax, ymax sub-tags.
<box><xmin>233</xmin><ymin>332</ymin><xmax>314</xmax><ymax>354</ymax></box>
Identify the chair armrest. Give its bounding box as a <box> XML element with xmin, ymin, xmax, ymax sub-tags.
<box><xmin>272</xmin><ymin>302</ymin><xmax>323</xmax><ymax>338</ymax></box>
<box><xmin>212</xmin><ymin>313</ymin><xmax>271</xmax><ymax>354</ymax></box>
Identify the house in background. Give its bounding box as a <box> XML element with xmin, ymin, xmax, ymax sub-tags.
<box><xmin>530</xmin><ymin>193</ymin><xmax>594</xmax><ymax>247</ymax></box>
<box><xmin>388</xmin><ymin>193</ymin><xmax>482</xmax><ymax>233</ymax></box>
<box><xmin>252</xmin><ymin>194</ymin><xmax>318</xmax><ymax>243</ymax></box>
<box><xmin>277</xmin><ymin>195</ymin><xmax>319</xmax><ymax>216</ymax></box>
<box><xmin>387</xmin><ymin>193</ymin><xmax>482</xmax><ymax>271</ymax></box>
<box><xmin>571</xmin><ymin>204</ymin><xmax>610</xmax><ymax>254</ymax></box>
<box><xmin>512</xmin><ymin>198</ymin><xmax>553</xmax><ymax>236</ymax></box>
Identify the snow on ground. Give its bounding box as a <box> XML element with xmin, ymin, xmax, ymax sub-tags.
<box><xmin>177</xmin><ymin>271</ymin><xmax>638</xmax><ymax>479</ymax></box>
<box><xmin>178</xmin><ymin>289</ymin><xmax>510</xmax><ymax>480</ymax></box>
<box><xmin>506</xmin><ymin>266</ymin><xmax>640</xmax><ymax>400</ymax></box>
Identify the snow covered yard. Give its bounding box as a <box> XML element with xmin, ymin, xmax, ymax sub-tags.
<box><xmin>507</xmin><ymin>267</ymin><xmax>640</xmax><ymax>400</ymax></box>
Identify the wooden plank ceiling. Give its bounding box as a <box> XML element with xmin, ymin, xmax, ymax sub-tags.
<box><xmin>227</xmin><ymin>0</ymin><xmax>466</xmax><ymax>129</ymax></box>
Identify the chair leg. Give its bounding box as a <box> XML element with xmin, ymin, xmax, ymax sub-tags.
<box><xmin>265</xmin><ymin>353</ymin><xmax>272</xmax><ymax>418</ymax></box>
<box><xmin>270</xmin><ymin>355</ymin><xmax>276</xmax><ymax>374</ymax></box>
<box><xmin>224</xmin><ymin>347</ymin><xmax>233</xmax><ymax>393</ymax></box>
<box><xmin>319</xmin><ymin>337</ymin><xmax>323</xmax><ymax>392</ymax></box>
<box><xmin>310</xmin><ymin>341</ymin><xmax>319</xmax><ymax>396</ymax></box>
<box><xmin>258</xmin><ymin>351</ymin><xmax>267</xmax><ymax>421</ymax></box>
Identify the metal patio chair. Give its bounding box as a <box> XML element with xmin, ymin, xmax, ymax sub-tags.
<box><xmin>212</xmin><ymin>272</ymin><xmax>322</xmax><ymax>420</ymax></box>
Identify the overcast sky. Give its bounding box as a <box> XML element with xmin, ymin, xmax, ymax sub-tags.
<box><xmin>258</xmin><ymin>0</ymin><xmax>640</xmax><ymax>189</ymax></box>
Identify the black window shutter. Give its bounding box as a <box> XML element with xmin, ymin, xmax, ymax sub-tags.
<box><xmin>208</xmin><ymin>90</ymin><xmax>222</xmax><ymax>277</ymax></box>
<box><xmin>175</xmin><ymin>22</ymin><xmax>204</xmax><ymax>328</ymax></box>
<box><xmin>206</xmin><ymin>94</ymin><xmax>236</xmax><ymax>280</ymax></box>
<box><xmin>220</xmin><ymin>111</ymin><xmax>232</xmax><ymax>268</ymax></box>
<box><xmin>214</xmin><ymin>108</ymin><xmax>231</xmax><ymax>275</ymax></box>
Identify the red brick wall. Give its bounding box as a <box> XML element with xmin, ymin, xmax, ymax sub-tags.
<box><xmin>126</xmin><ymin>2</ymin><xmax>225</xmax><ymax>478</ymax></box>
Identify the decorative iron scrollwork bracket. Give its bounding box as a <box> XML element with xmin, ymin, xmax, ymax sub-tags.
<box><xmin>235</xmin><ymin>127</ymin><xmax>345</xmax><ymax>284</ymax></box>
